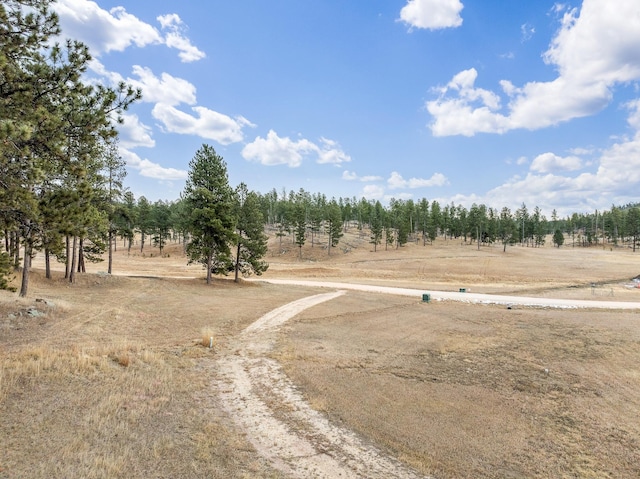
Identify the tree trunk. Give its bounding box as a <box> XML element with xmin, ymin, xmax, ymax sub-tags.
<box><xmin>69</xmin><ymin>236</ymin><xmax>77</xmax><ymax>283</ymax></box>
<box><xmin>45</xmin><ymin>248</ymin><xmax>51</xmax><ymax>279</ymax></box>
<box><xmin>235</xmin><ymin>240</ymin><xmax>241</xmax><ymax>283</ymax></box>
<box><xmin>108</xmin><ymin>229</ymin><xmax>113</xmax><ymax>274</ymax></box>
<box><xmin>65</xmin><ymin>235</ymin><xmax>70</xmax><ymax>278</ymax></box>
<box><xmin>206</xmin><ymin>248</ymin><xmax>213</xmax><ymax>284</ymax></box>
<box><xmin>12</xmin><ymin>232</ymin><xmax>20</xmax><ymax>269</ymax></box>
<box><xmin>140</xmin><ymin>232</ymin><xmax>145</xmax><ymax>253</ymax></box>
<box><xmin>78</xmin><ymin>238</ymin><xmax>85</xmax><ymax>273</ymax></box>
<box><xmin>19</xmin><ymin>239</ymin><xmax>32</xmax><ymax>297</ymax></box>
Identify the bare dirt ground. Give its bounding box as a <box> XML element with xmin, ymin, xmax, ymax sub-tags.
<box><xmin>1</xmin><ymin>231</ymin><xmax>640</xmax><ymax>478</ymax></box>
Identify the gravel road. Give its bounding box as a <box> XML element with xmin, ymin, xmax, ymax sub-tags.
<box><xmin>256</xmin><ymin>279</ymin><xmax>640</xmax><ymax>309</ymax></box>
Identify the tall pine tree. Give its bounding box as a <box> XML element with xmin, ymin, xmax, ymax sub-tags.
<box><xmin>233</xmin><ymin>183</ymin><xmax>268</xmax><ymax>282</ymax></box>
<box><xmin>183</xmin><ymin>145</ymin><xmax>236</xmax><ymax>284</ymax></box>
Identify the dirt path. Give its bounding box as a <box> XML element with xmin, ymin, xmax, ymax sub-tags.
<box><xmin>256</xmin><ymin>279</ymin><xmax>640</xmax><ymax>309</ymax></box>
<box><xmin>214</xmin><ymin>291</ymin><xmax>428</xmax><ymax>479</ymax></box>
<box><xmin>212</xmin><ymin>280</ymin><xmax>640</xmax><ymax>478</ymax></box>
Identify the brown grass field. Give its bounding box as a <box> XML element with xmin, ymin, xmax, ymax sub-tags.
<box><xmin>1</xmin><ymin>230</ymin><xmax>640</xmax><ymax>478</ymax></box>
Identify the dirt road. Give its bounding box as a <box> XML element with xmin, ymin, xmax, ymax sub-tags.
<box><xmin>214</xmin><ymin>291</ymin><xmax>428</xmax><ymax>479</ymax></box>
<box><xmin>256</xmin><ymin>279</ymin><xmax>640</xmax><ymax>309</ymax></box>
<box><xmin>213</xmin><ymin>280</ymin><xmax>640</xmax><ymax>478</ymax></box>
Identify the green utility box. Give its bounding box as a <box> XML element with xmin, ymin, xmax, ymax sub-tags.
<box><xmin>459</xmin><ymin>288</ymin><xmax>466</xmax><ymax>293</ymax></box>
<box><xmin>422</xmin><ymin>293</ymin><xmax>431</xmax><ymax>303</ymax></box>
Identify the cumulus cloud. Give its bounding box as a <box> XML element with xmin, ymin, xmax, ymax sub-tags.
<box><xmin>157</xmin><ymin>14</ymin><xmax>206</xmax><ymax>62</ymax></box>
<box><xmin>317</xmin><ymin>138</ymin><xmax>352</xmax><ymax>165</ymax></box>
<box><xmin>362</xmin><ymin>184</ymin><xmax>385</xmax><ymax>200</ymax></box>
<box><xmin>342</xmin><ymin>171</ymin><xmax>384</xmax><ymax>182</ymax></box>
<box><xmin>127</xmin><ymin>66</ymin><xmax>197</xmax><ymax>106</ymax></box>
<box><xmin>427</xmin><ymin>0</ymin><xmax>640</xmax><ymax>136</ymax></box>
<box><xmin>118</xmin><ymin>113</ymin><xmax>155</xmax><ymax>149</ymax></box>
<box><xmin>387</xmin><ymin>171</ymin><xmax>449</xmax><ymax>189</ymax></box>
<box><xmin>152</xmin><ymin>104</ymin><xmax>254</xmax><ymax>145</ymax></box>
<box><xmin>242</xmin><ymin>131</ymin><xmax>316</xmax><ymax>167</ymax></box>
<box><xmin>242</xmin><ymin>131</ymin><xmax>351</xmax><ymax>167</ymax></box>
<box><xmin>399</xmin><ymin>0</ymin><xmax>464</xmax><ymax>30</ymax></box>
<box><xmin>55</xmin><ymin>0</ymin><xmax>161</xmax><ymax>54</ymax></box>
<box><xmin>120</xmin><ymin>148</ymin><xmax>187</xmax><ymax>180</ymax></box>
<box><xmin>89</xmin><ymin>62</ymin><xmax>246</xmax><ymax>146</ymax></box>
<box><xmin>55</xmin><ymin>0</ymin><xmax>204</xmax><ymax>62</ymax></box>
<box><xmin>439</xmin><ymin>100</ymin><xmax>640</xmax><ymax>215</ymax></box>
<box><xmin>530</xmin><ymin>152</ymin><xmax>583</xmax><ymax>173</ymax></box>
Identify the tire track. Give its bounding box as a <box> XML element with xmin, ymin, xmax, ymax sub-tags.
<box><xmin>214</xmin><ymin>291</ymin><xmax>428</xmax><ymax>479</ymax></box>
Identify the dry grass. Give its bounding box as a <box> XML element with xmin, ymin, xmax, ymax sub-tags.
<box><xmin>200</xmin><ymin>327</ymin><xmax>216</xmax><ymax>349</ymax></box>
<box><xmin>2</xmin><ymin>230</ymin><xmax>640</xmax><ymax>478</ymax></box>
<box><xmin>278</xmin><ymin>296</ymin><xmax>640</xmax><ymax>478</ymax></box>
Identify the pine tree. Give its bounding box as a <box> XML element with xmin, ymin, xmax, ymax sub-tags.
<box><xmin>0</xmin><ymin>250</ymin><xmax>16</xmax><ymax>292</ymax></box>
<box><xmin>369</xmin><ymin>201</ymin><xmax>384</xmax><ymax>252</ymax></box>
<box><xmin>292</xmin><ymin>193</ymin><xmax>307</xmax><ymax>259</ymax></box>
<box><xmin>182</xmin><ymin>145</ymin><xmax>236</xmax><ymax>284</ymax></box>
<box><xmin>151</xmin><ymin>200</ymin><xmax>172</xmax><ymax>255</ymax></box>
<box><xmin>136</xmin><ymin>196</ymin><xmax>152</xmax><ymax>254</ymax></box>
<box><xmin>553</xmin><ymin>229</ymin><xmax>565</xmax><ymax>248</ymax></box>
<box><xmin>326</xmin><ymin>199</ymin><xmax>343</xmax><ymax>256</ymax></box>
<box><xmin>498</xmin><ymin>207</ymin><xmax>518</xmax><ymax>252</ymax></box>
<box><xmin>0</xmin><ymin>0</ymin><xmax>139</xmax><ymax>295</ymax></box>
<box><xmin>233</xmin><ymin>183</ymin><xmax>268</xmax><ymax>282</ymax></box>
<box><xmin>100</xmin><ymin>138</ymin><xmax>127</xmax><ymax>273</ymax></box>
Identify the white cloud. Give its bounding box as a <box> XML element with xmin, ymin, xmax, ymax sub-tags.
<box><xmin>626</xmin><ymin>99</ymin><xmax>640</xmax><ymax>131</ymax></box>
<box><xmin>242</xmin><ymin>130</ymin><xmax>318</xmax><ymax>167</ymax></box>
<box><xmin>399</xmin><ymin>0</ymin><xmax>464</xmax><ymax>30</ymax></box>
<box><xmin>55</xmin><ymin>0</ymin><xmax>162</xmax><ymax>54</ymax></box>
<box><xmin>152</xmin><ymin>104</ymin><xmax>254</xmax><ymax>145</ymax></box>
<box><xmin>439</xmin><ymin>100</ymin><xmax>640</xmax><ymax>215</ymax></box>
<box><xmin>117</xmin><ymin>113</ymin><xmax>155</xmax><ymax>148</ymax></box>
<box><xmin>88</xmin><ymin>59</ymin><xmax>125</xmax><ymax>85</ymax></box>
<box><xmin>128</xmin><ymin>66</ymin><xmax>197</xmax><ymax>106</ymax></box>
<box><xmin>569</xmin><ymin>147</ymin><xmax>594</xmax><ymax>156</ymax></box>
<box><xmin>520</xmin><ymin>23</ymin><xmax>535</xmax><ymax>42</ymax></box>
<box><xmin>362</xmin><ymin>184</ymin><xmax>385</xmax><ymax>200</ymax></box>
<box><xmin>157</xmin><ymin>14</ymin><xmax>206</xmax><ymax>63</ymax></box>
<box><xmin>242</xmin><ymin>131</ymin><xmax>351</xmax><ymax>167</ymax></box>
<box><xmin>427</xmin><ymin>0</ymin><xmax>640</xmax><ymax>136</ymax></box>
<box><xmin>427</xmin><ymin>68</ymin><xmax>510</xmax><ymax>136</ymax></box>
<box><xmin>387</xmin><ymin>171</ymin><xmax>449</xmax><ymax>189</ymax></box>
<box><xmin>530</xmin><ymin>152</ymin><xmax>583</xmax><ymax>173</ymax></box>
<box><xmin>317</xmin><ymin>138</ymin><xmax>352</xmax><ymax>165</ymax></box>
<box><xmin>342</xmin><ymin>170</ymin><xmax>384</xmax><ymax>182</ymax></box>
<box><xmin>55</xmin><ymin>0</ymin><xmax>204</xmax><ymax>62</ymax></box>
<box><xmin>120</xmin><ymin>148</ymin><xmax>187</xmax><ymax>180</ymax></box>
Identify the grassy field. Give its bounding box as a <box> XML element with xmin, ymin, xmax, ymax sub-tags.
<box><xmin>1</xmin><ymin>231</ymin><xmax>640</xmax><ymax>478</ymax></box>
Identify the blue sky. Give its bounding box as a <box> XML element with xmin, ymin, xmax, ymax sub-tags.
<box><xmin>53</xmin><ymin>0</ymin><xmax>640</xmax><ymax>216</ymax></box>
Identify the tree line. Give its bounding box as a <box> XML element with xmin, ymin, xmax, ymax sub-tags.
<box><xmin>253</xmin><ymin>192</ymin><xmax>640</xmax><ymax>253</ymax></box>
<box><xmin>0</xmin><ymin>1</ymin><xmax>270</xmax><ymax>296</ymax></box>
